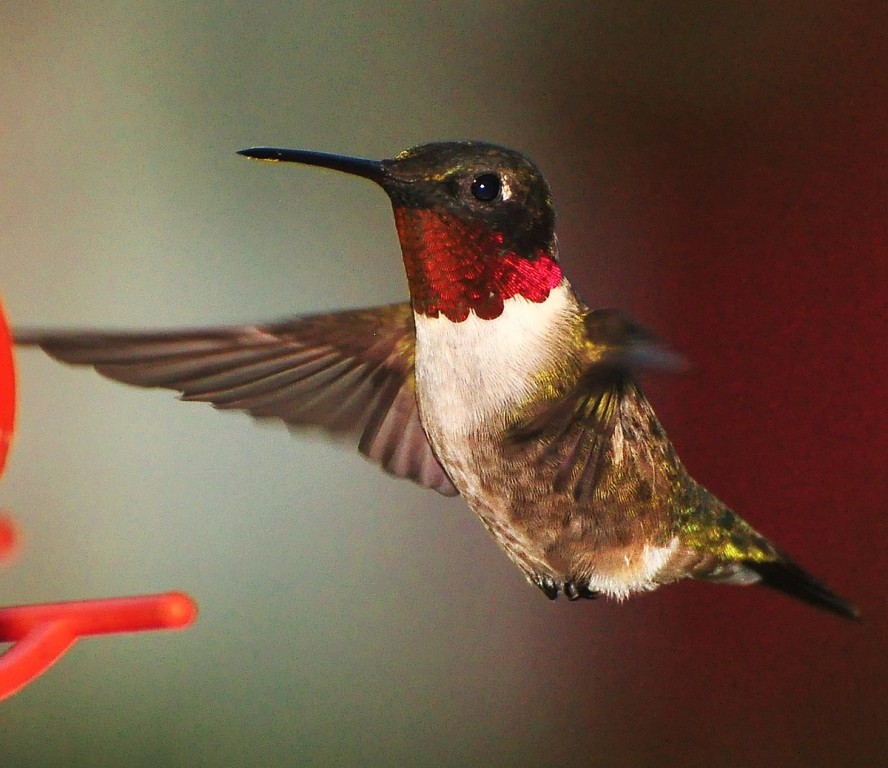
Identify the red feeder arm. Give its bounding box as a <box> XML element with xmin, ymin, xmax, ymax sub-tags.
<box><xmin>0</xmin><ymin>300</ymin><xmax>197</xmax><ymax>701</ymax></box>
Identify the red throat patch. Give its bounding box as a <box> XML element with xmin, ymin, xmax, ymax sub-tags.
<box><xmin>393</xmin><ymin>207</ymin><xmax>562</xmax><ymax>322</ymax></box>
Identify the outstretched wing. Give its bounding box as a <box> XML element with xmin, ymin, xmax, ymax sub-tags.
<box><xmin>510</xmin><ymin>308</ymin><xmax>683</xmax><ymax>503</ymax></box>
<box><xmin>15</xmin><ymin>303</ymin><xmax>458</xmax><ymax>496</ymax></box>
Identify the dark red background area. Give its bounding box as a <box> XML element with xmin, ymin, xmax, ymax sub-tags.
<box><xmin>617</xmin><ymin>129</ymin><xmax>887</xmax><ymax>767</ymax></box>
<box><xmin>526</xmin><ymin>5</ymin><xmax>887</xmax><ymax>764</ymax></box>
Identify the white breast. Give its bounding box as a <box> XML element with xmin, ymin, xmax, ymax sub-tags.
<box><xmin>412</xmin><ymin>281</ymin><xmax>576</xmax><ymax>438</ymax></box>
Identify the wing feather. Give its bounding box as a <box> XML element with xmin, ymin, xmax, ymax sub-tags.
<box><xmin>16</xmin><ymin>303</ymin><xmax>459</xmax><ymax>496</ymax></box>
<box><xmin>509</xmin><ymin>307</ymin><xmax>678</xmax><ymax>503</ymax></box>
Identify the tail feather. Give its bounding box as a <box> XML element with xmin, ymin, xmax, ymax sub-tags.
<box><xmin>746</xmin><ymin>559</ymin><xmax>859</xmax><ymax>620</ymax></box>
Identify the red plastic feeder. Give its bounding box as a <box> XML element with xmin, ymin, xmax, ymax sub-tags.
<box><xmin>0</xmin><ymin>299</ymin><xmax>197</xmax><ymax>701</ymax></box>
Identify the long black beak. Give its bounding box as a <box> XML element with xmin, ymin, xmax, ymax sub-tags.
<box><xmin>237</xmin><ymin>146</ymin><xmax>387</xmax><ymax>183</ymax></box>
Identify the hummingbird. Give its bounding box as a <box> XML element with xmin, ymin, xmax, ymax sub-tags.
<box><xmin>16</xmin><ymin>141</ymin><xmax>857</xmax><ymax>619</ymax></box>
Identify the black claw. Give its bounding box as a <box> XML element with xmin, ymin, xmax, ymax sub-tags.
<box><xmin>535</xmin><ymin>576</ymin><xmax>560</xmax><ymax>600</ymax></box>
<box><xmin>564</xmin><ymin>582</ymin><xmax>581</xmax><ymax>600</ymax></box>
<box><xmin>578</xmin><ymin>584</ymin><xmax>601</xmax><ymax>600</ymax></box>
<box><xmin>534</xmin><ymin>576</ymin><xmax>600</xmax><ymax>602</ymax></box>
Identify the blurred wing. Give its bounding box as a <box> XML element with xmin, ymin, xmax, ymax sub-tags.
<box><xmin>580</xmin><ymin>308</ymin><xmax>686</xmax><ymax>378</ymax></box>
<box><xmin>509</xmin><ymin>308</ymin><xmax>680</xmax><ymax>503</ymax></box>
<box><xmin>15</xmin><ymin>303</ymin><xmax>458</xmax><ymax>496</ymax></box>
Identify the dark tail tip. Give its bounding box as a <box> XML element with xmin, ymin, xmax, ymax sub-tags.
<box><xmin>746</xmin><ymin>559</ymin><xmax>859</xmax><ymax>621</ymax></box>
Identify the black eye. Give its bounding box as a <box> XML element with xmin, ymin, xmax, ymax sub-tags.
<box><xmin>470</xmin><ymin>172</ymin><xmax>501</xmax><ymax>202</ymax></box>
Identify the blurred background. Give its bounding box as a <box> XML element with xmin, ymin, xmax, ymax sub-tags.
<box><xmin>1</xmin><ymin>2</ymin><xmax>885</xmax><ymax>766</ymax></box>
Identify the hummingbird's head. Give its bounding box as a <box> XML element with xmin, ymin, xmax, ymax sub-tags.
<box><xmin>239</xmin><ymin>141</ymin><xmax>563</xmax><ymax>322</ymax></box>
